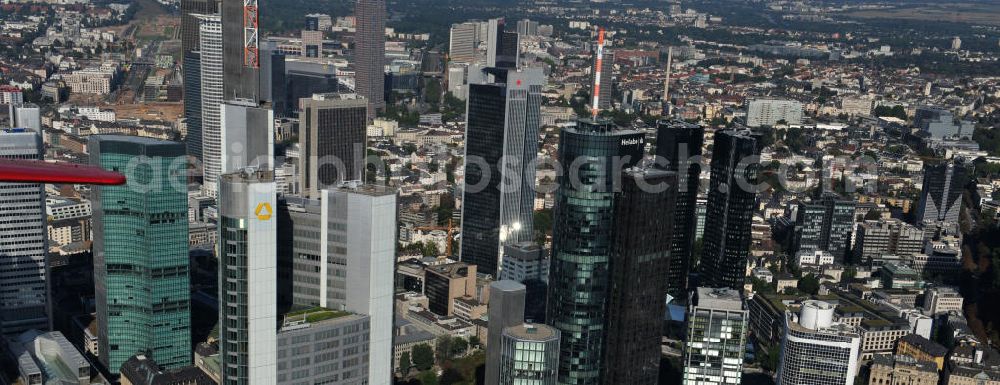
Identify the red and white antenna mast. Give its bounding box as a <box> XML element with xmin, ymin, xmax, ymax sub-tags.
<box><xmin>591</xmin><ymin>27</ymin><xmax>606</xmax><ymax>119</ymax></box>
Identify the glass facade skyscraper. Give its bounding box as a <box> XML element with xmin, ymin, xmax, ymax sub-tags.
<box><xmin>698</xmin><ymin>129</ymin><xmax>761</xmax><ymax>290</ymax></box>
<box><xmin>0</xmin><ymin>128</ymin><xmax>49</xmax><ymax>336</ymax></box>
<box><xmin>460</xmin><ymin>67</ymin><xmax>544</xmax><ymax>275</ymax></box>
<box><xmin>602</xmin><ymin>168</ymin><xmax>677</xmax><ymax>385</ymax></box>
<box><xmin>654</xmin><ymin>120</ymin><xmax>703</xmax><ymax>298</ymax></box>
<box><xmin>499</xmin><ymin>324</ymin><xmax>560</xmax><ymax>385</ymax></box>
<box><xmin>546</xmin><ymin>118</ymin><xmax>644</xmax><ymax>385</ymax></box>
<box><xmin>355</xmin><ymin>0</ymin><xmax>386</xmax><ymax>118</ymax></box>
<box><xmin>682</xmin><ymin>287</ymin><xmax>747</xmax><ymax>385</ymax></box>
<box><xmin>795</xmin><ymin>193</ymin><xmax>855</xmax><ymax>261</ymax></box>
<box><xmin>89</xmin><ymin>135</ymin><xmax>192</xmax><ymax>371</ymax></box>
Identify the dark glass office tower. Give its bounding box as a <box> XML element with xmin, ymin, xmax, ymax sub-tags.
<box><xmin>546</xmin><ymin>118</ymin><xmax>644</xmax><ymax>385</ymax></box>
<box><xmin>355</xmin><ymin>0</ymin><xmax>386</xmax><ymax>118</ymax></box>
<box><xmin>89</xmin><ymin>136</ymin><xmax>192</xmax><ymax>371</ymax></box>
<box><xmin>459</xmin><ymin>67</ymin><xmax>543</xmax><ymax>276</ymax></box>
<box><xmin>916</xmin><ymin>158</ymin><xmax>969</xmax><ymax>225</ymax></box>
<box><xmin>222</xmin><ymin>0</ymin><xmax>260</xmax><ymax>100</ymax></box>
<box><xmin>602</xmin><ymin>168</ymin><xmax>677</xmax><ymax>385</ymax></box>
<box><xmin>795</xmin><ymin>192</ymin><xmax>855</xmax><ymax>260</ymax></box>
<box><xmin>184</xmin><ymin>53</ymin><xmax>203</xmax><ymax>160</ymax></box>
<box><xmin>698</xmin><ymin>129</ymin><xmax>761</xmax><ymax>290</ymax></box>
<box><xmin>260</xmin><ymin>49</ymin><xmax>288</xmax><ymax>117</ymax></box>
<box><xmin>654</xmin><ymin>120</ymin><xmax>703</xmax><ymax>297</ymax></box>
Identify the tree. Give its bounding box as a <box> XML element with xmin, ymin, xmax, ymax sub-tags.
<box><xmin>399</xmin><ymin>351</ymin><xmax>412</xmax><ymax>375</ymax></box>
<box><xmin>798</xmin><ymin>274</ymin><xmax>820</xmax><ymax>295</ymax></box>
<box><xmin>435</xmin><ymin>335</ymin><xmax>453</xmax><ymax>363</ymax></box>
<box><xmin>418</xmin><ymin>370</ymin><xmax>439</xmax><ymax>385</ymax></box>
<box><xmin>439</xmin><ymin>368</ymin><xmax>465</xmax><ymax>385</ymax></box>
<box><xmin>468</xmin><ymin>335</ymin><xmax>481</xmax><ymax>349</ymax></box>
<box><xmin>450</xmin><ymin>337</ymin><xmax>468</xmax><ymax>357</ymax></box>
<box><xmin>422</xmin><ymin>242</ymin><xmax>440</xmax><ymax>257</ymax></box>
<box><xmin>412</xmin><ymin>344</ymin><xmax>435</xmax><ymax>371</ymax></box>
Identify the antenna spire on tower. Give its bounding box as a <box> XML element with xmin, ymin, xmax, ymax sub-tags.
<box><xmin>591</xmin><ymin>27</ymin><xmax>606</xmax><ymax>119</ymax></box>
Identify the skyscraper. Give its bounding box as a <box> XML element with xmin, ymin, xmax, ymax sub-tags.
<box><xmin>459</xmin><ymin>67</ymin><xmax>543</xmax><ymax>276</ymax></box>
<box><xmin>89</xmin><ymin>136</ymin><xmax>191</xmax><ymax>371</ymax></box>
<box><xmin>355</xmin><ymin>0</ymin><xmax>386</xmax><ymax>118</ymax></box>
<box><xmin>198</xmin><ymin>14</ymin><xmax>224</xmax><ymax>196</ymax></box>
<box><xmin>181</xmin><ymin>0</ymin><xmax>219</xmax><ymax>160</ymax></box>
<box><xmin>699</xmin><ymin>129</ymin><xmax>761</xmax><ymax>290</ymax></box>
<box><xmin>0</xmin><ymin>128</ymin><xmax>48</xmax><ymax>337</ymax></box>
<box><xmin>916</xmin><ymin>158</ymin><xmax>969</xmax><ymax>226</ymax></box>
<box><xmin>654</xmin><ymin>120</ymin><xmax>704</xmax><ymax>297</ymax></box>
<box><xmin>499</xmin><ymin>324</ymin><xmax>560</xmax><ymax>385</ymax></box>
<box><xmin>794</xmin><ymin>193</ymin><xmax>855</xmax><ymax>260</ymax></box>
<box><xmin>486</xmin><ymin>18</ymin><xmax>519</xmax><ymax>69</ymax></box>
<box><xmin>449</xmin><ymin>21</ymin><xmax>480</xmax><ymax>63</ymax></box>
<box><xmin>222</xmin><ymin>0</ymin><xmax>260</xmax><ymax>100</ymax></box>
<box><xmin>299</xmin><ymin>94</ymin><xmax>368</xmax><ymax>198</ymax></box>
<box><xmin>220</xmin><ymin>99</ymin><xmax>274</xmax><ymax>172</ymax></box>
<box><xmin>486</xmin><ymin>280</ymin><xmax>526</xmax><ymax>385</ymax></box>
<box><xmin>218</xmin><ymin>168</ymin><xmax>277</xmax><ymax>385</ymax></box>
<box><xmin>276</xmin><ymin>184</ymin><xmax>397</xmax><ymax>385</ymax></box>
<box><xmin>776</xmin><ymin>301</ymin><xmax>861</xmax><ymax>385</ymax></box>
<box><xmin>590</xmin><ymin>50</ymin><xmax>613</xmax><ymax>110</ymax></box>
<box><xmin>682</xmin><ymin>287</ymin><xmax>747</xmax><ymax>385</ymax></box>
<box><xmin>546</xmin><ymin>118</ymin><xmax>645</xmax><ymax>385</ymax></box>
<box><xmin>602</xmin><ymin>168</ymin><xmax>677</xmax><ymax>385</ymax></box>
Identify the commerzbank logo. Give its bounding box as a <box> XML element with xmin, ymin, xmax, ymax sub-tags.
<box><xmin>255</xmin><ymin>202</ymin><xmax>273</xmax><ymax>221</ymax></box>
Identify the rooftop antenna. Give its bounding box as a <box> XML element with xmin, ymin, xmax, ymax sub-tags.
<box><xmin>591</xmin><ymin>27</ymin><xmax>606</xmax><ymax>120</ymax></box>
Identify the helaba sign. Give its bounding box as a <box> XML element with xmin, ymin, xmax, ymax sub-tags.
<box><xmin>621</xmin><ymin>137</ymin><xmax>644</xmax><ymax>146</ymax></box>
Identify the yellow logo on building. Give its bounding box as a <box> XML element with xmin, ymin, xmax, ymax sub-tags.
<box><xmin>255</xmin><ymin>202</ymin><xmax>273</xmax><ymax>221</ymax></box>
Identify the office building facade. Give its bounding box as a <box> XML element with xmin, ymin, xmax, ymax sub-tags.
<box><xmin>299</xmin><ymin>94</ymin><xmax>368</xmax><ymax>198</ymax></box>
<box><xmin>449</xmin><ymin>22</ymin><xmax>481</xmax><ymax>63</ymax></box>
<box><xmin>221</xmin><ymin>0</ymin><xmax>260</xmax><ymax>101</ymax></box>
<box><xmin>746</xmin><ymin>99</ymin><xmax>803</xmax><ymax>128</ymax></box>
<box><xmin>220</xmin><ymin>99</ymin><xmax>274</xmax><ymax>173</ymax></box>
<box><xmin>699</xmin><ymin>129</ymin><xmax>761</xmax><ymax>290</ymax></box>
<box><xmin>682</xmin><ymin>287</ymin><xmax>747</xmax><ymax>385</ymax></box>
<box><xmin>602</xmin><ymin>168</ymin><xmax>677</xmax><ymax>385</ymax></box>
<box><xmin>276</xmin><ymin>185</ymin><xmax>397</xmax><ymax>385</ymax></box>
<box><xmin>546</xmin><ymin>118</ymin><xmax>645</xmax><ymax>385</ymax></box>
<box><xmin>218</xmin><ymin>169</ymin><xmax>278</xmax><ymax>385</ymax></box>
<box><xmin>499</xmin><ymin>324</ymin><xmax>560</xmax><ymax>385</ymax></box>
<box><xmin>198</xmin><ymin>14</ymin><xmax>224</xmax><ymax>196</ymax></box>
<box><xmin>0</xmin><ymin>128</ymin><xmax>49</xmax><ymax>336</ymax></box>
<box><xmin>486</xmin><ymin>280</ymin><xmax>527</xmax><ymax>385</ymax></box>
<box><xmin>355</xmin><ymin>0</ymin><xmax>386</xmax><ymax>117</ymax></box>
<box><xmin>916</xmin><ymin>159</ymin><xmax>969</xmax><ymax>226</ymax></box>
<box><xmin>795</xmin><ymin>193</ymin><xmax>855</xmax><ymax>260</ymax></box>
<box><xmin>90</xmin><ymin>136</ymin><xmax>191</xmax><ymax>371</ymax></box>
<box><xmin>274</xmin><ymin>311</ymin><xmax>371</xmax><ymax>385</ymax></box>
<box><xmin>776</xmin><ymin>301</ymin><xmax>861</xmax><ymax>385</ymax></box>
<box><xmin>853</xmin><ymin>219</ymin><xmax>925</xmax><ymax>262</ymax></box>
<box><xmin>180</xmin><ymin>0</ymin><xmax>218</xmax><ymax>160</ymax></box>
<box><xmin>459</xmin><ymin>67</ymin><xmax>544</xmax><ymax>276</ymax></box>
<box><xmin>654</xmin><ymin>120</ymin><xmax>704</xmax><ymax>297</ymax></box>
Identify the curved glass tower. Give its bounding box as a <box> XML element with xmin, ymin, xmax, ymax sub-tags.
<box><xmin>546</xmin><ymin>118</ymin><xmax>644</xmax><ymax>385</ymax></box>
